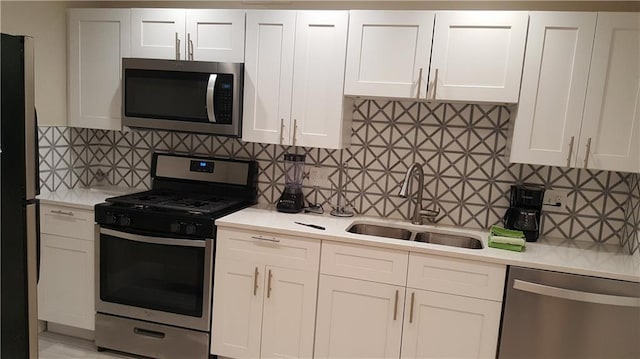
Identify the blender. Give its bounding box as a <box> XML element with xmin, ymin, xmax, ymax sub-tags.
<box><xmin>276</xmin><ymin>154</ymin><xmax>306</xmax><ymax>213</ymax></box>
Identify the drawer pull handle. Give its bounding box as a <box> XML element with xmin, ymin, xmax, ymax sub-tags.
<box><xmin>133</xmin><ymin>327</ymin><xmax>165</xmax><ymax>339</ymax></box>
<box><xmin>251</xmin><ymin>236</ymin><xmax>280</xmax><ymax>243</ymax></box>
<box><xmin>393</xmin><ymin>289</ymin><xmax>399</xmax><ymax>320</ymax></box>
<box><xmin>51</xmin><ymin>209</ymin><xmax>74</xmax><ymax>216</ymax></box>
<box><xmin>409</xmin><ymin>292</ymin><xmax>415</xmax><ymax>323</ymax></box>
<box><xmin>253</xmin><ymin>267</ymin><xmax>259</xmax><ymax>296</ymax></box>
<box><xmin>267</xmin><ymin>269</ymin><xmax>273</xmax><ymax>298</ymax></box>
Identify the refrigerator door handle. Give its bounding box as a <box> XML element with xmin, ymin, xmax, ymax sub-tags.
<box><xmin>25</xmin><ymin>202</ymin><xmax>39</xmax><ymax>358</ymax></box>
<box><xmin>23</xmin><ymin>37</ymin><xmax>37</xmax><ymax>199</ymax></box>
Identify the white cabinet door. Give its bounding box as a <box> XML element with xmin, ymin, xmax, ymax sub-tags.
<box><xmin>430</xmin><ymin>11</ymin><xmax>528</xmax><ymax>103</ymax></box>
<box><xmin>185</xmin><ymin>10</ymin><xmax>245</xmax><ymax>62</ymax></box>
<box><xmin>290</xmin><ymin>11</ymin><xmax>349</xmax><ymax>149</ymax></box>
<box><xmin>510</xmin><ymin>12</ymin><xmax>596</xmax><ymax>167</ymax></box>
<box><xmin>211</xmin><ymin>259</ymin><xmax>264</xmax><ymax>359</ymax></box>
<box><xmin>37</xmin><ymin>234</ymin><xmax>94</xmax><ymax>330</ymax></box>
<box><xmin>401</xmin><ymin>289</ymin><xmax>502</xmax><ymax>359</ymax></box>
<box><xmin>314</xmin><ymin>275</ymin><xmax>404</xmax><ymax>359</ymax></box>
<box><xmin>242</xmin><ymin>10</ymin><xmax>296</xmax><ymax>145</ymax></box>
<box><xmin>344</xmin><ymin>11</ymin><xmax>435</xmax><ymax>99</ymax></box>
<box><xmin>260</xmin><ymin>267</ymin><xmax>318</xmax><ymax>359</ymax></box>
<box><xmin>68</xmin><ymin>9</ymin><xmax>130</xmax><ymax>131</ymax></box>
<box><xmin>131</xmin><ymin>8</ymin><xmax>185</xmax><ymax>60</ymax></box>
<box><xmin>579</xmin><ymin>12</ymin><xmax>640</xmax><ymax>173</ymax></box>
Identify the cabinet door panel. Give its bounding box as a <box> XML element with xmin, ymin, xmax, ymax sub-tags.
<box><xmin>509</xmin><ymin>12</ymin><xmax>596</xmax><ymax>167</ymax></box>
<box><xmin>291</xmin><ymin>11</ymin><xmax>349</xmax><ymax>149</ymax></box>
<box><xmin>401</xmin><ymin>289</ymin><xmax>501</xmax><ymax>359</ymax></box>
<box><xmin>242</xmin><ymin>11</ymin><xmax>296</xmax><ymax>145</ymax></box>
<box><xmin>580</xmin><ymin>12</ymin><xmax>640</xmax><ymax>172</ymax></box>
<box><xmin>314</xmin><ymin>275</ymin><xmax>403</xmax><ymax>359</ymax></box>
<box><xmin>344</xmin><ymin>11</ymin><xmax>434</xmax><ymax>98</ymax></box>
<box><xmin>430</xmin><ymin>11</ymin><xmax>528</xmax><ymax>102</ymax></box>
<box><xmin>211</xmin><ymin>259</ymin><xmax>264</xmax><ymax>358</ymax></box>
<box><xmin>37</xmin><ymin>234</ymin><xmax>94</xmax><ymax>330</ymax></box>
<box><xmin>261</xmin><ymin>267</ymin><xmax>318</xmax><ymax>359</ymax></box>
<box><xmin>131</xmin><ymin>9</ymin><xmax>185</xmax><ymax>60</ymax></box>
<box><xmin>186</xmin><ymin>10</ymin><xmax>245</xmax><ymax>62</ymax></box>
<box><xmin>68</xmin><ymin>9</ymin><xmax>130</xmax><ymax>130</ymax></box>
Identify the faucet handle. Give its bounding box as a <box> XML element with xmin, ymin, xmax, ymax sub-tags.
<box><xmin>419</xmin><ymin>206</ymin><xmax>442</xmax><ymax>224</ymax></box>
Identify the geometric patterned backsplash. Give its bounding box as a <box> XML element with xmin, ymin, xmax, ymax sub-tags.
<box><xmin>38</xmin><ymin>99</ymin><xmax>638</xmax><ymax>254</ymax></box>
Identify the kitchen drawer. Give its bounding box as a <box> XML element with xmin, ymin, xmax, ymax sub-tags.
<box><xmin>216</xmin><ymin>227</ymin><xmax>320</xmax><ymax>272</ymax></box>
<box><xmin>40</xmin><ymin>204</ymin><xmax>95</xmax><ymax>240</ymax></box>
<box><xmin>407</xmin><ymin>253</ymin><xmax>506</xmax><ymax>301</ymax></box>
<box><xmin>321</xmin><ymin>242</ymin><xmax>408</xmax><ymax>286</ymax></box>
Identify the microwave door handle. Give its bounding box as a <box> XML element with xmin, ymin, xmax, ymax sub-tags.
<box><xmin>206</xmin><ymin>74</ymin><xmax>217</xmax><ymax>123</ymax></box>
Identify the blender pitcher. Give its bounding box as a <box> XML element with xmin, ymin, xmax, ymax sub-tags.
<box><xmin>276</xmin><ymin>154</ymin><xmax>306</xmax><ymax>213</ymax></box>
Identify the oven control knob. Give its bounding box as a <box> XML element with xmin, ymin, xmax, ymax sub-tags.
<box><xmin>185</xmin><ymin>223</ymin><xmax>197</xmax><ymax>235</ymax></box>
<box><xmin>170</xmin><ymin>222</ymin><xmax>181</xmax><ymax>233</ymax></box>
<box><xmin>118</xmin><ymin>215</ymin><xmax>131</xmax><ymax>226</ymax></box>
<box><xmin>105</xmin><ymin>213</ymin><xmax>117</xmax><ymax>225</ymax></box>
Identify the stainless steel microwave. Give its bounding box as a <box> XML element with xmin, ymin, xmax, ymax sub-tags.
<box><xmin>122</xmin><ymin>58</ymin><xmax>243</xmax><ymax>137</ymax></box>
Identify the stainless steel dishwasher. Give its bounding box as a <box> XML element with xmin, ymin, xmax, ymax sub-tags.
<box><xmin>498</xmin><ymin>266</ymin><xmax>640</xmax><ymax>358</ymax></box>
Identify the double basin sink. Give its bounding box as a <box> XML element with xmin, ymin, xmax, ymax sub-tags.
<box><xmin>346</xmin><ymin>222</ymin><xmax>483</xmax><ymax>250</ymax></box>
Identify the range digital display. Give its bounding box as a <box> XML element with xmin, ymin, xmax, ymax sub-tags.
<box><xmin>189</xmin><ymin>160</ymin><xmax>215</xmax><ymax>173</ymax></box>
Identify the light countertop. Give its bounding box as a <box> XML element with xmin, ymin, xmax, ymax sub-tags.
<box><xmin>37</xmin><ymin>186</ymin><xmax>143</xmax><ymax>210</ymax></box>
<box><xmin>216</xmin><ymin>207</ymin><xmax>640</xmax><ymax>283</ymax></box>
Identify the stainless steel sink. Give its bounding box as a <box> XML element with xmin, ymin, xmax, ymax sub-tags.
<box><xmin>346</xmin><ymin>222</ymin><xmax>483</xmax><ymax>249</ymax></box>
<box><xmin>346</xmin><ymin>223</ymin><xmax>413</xmax><ymax>240</ymax></box>
<box><xmin>414</xmin><ymin>232</ymin><xmax>483</xmax><ymax>249</ymax></box>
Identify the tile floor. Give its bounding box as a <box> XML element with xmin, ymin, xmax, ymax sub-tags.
<box><xmin>39</xmin><ymin>332</ymin><xmax>136</xmax><ymax>359</ymax></box>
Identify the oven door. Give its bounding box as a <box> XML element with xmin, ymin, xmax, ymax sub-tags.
<box><xmin>96</xmin><ymin>228</ymin><xmax>213</xmax><ymax>332</ymax></box>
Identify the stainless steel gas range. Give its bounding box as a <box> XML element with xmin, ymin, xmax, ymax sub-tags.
<box><xmin>94</xmin><ymin>153</ymin><xmax>257</xmax><ymax>359</ymax></box>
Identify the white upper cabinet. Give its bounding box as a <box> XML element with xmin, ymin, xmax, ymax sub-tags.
<box><xmin>185</xmin><ymin>10</ymin><xmax>245</xmax><ymax>62</ymax></box>
<box><xmin>344</xmin><ymin>11</ymin><xmax>435</xmax><ymax>98</ymax></box>
<box><xmin>579</xmin><ymin>12</ymin><xmax>640</xmax><ymax>173</ymax></box>
<box><xmin>131</xmin><ymin>9</ymin><xmax>184</xmax><ymax>60</ymax></box>
<box><xmin>510</xmin><ymin>12</ymin><xmax>597</xmax><ymax>167</ymax></box>
<box><xmin>68</xmin><ymin>8</ymin><xmax>131</xmax><ymax>131</ymax></box>
<box><xmin>510</xmin><ymin>12</ymin><xmax>640</xmax><ymax>173</ymax></box>
<box><xmin>430</xmin><ymin>11</ymin><xmax>528</xmax><ymax>103</ymax></box>
<box><xmin>242</xmin><ymin>10</ymin><xmax>352</xmax><ymax>149</ymax></box>
<box><xmin>131</xmin><ymin>8</ymin><xmax>245</xmax><ymax>62</ymax></box>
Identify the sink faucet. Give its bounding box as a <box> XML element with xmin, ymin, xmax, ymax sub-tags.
<box><xmin>398</xmin><ymin>163</ymin><xmax>441</xmax><ymax>225</ymax></box>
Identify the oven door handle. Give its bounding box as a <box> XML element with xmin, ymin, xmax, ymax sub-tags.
<box><xmin>100</xmin><ymin>228</ymin><xmax>206</xmax><ymax>248</ymax></box>
<box><xmin>206</xmin><ymin>74</ymin><xmax>217</xmax><ymax>123</ymax></box>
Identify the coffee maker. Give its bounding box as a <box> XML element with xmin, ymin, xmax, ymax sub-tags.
<box><xmin>503</xmin><ymin>185</ymin><xmax>545</xmax><ymax>242</ymax></box>
<box><xmin>276</xmin><ymin>154</ymin><xmax>306</xmax><ymax>213</ymax></box>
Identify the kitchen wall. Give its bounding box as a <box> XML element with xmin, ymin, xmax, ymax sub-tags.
<box><xmin>38</xmin><ymin>99</ymin><xmax>638</xmax><ymax>254</ymax></box>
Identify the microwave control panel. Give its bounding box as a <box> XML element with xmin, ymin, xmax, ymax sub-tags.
<box><xmin>214</xmin><ymin>74</ymin><xmax>234</xmax><ymax>125</ymax></box>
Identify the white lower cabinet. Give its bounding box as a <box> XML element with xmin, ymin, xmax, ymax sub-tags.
<box><xmin>211</xmin><ymin>228</ymin><xmax>320</xmax><ymax>359</ymax></box>
<box><xmin>401</xmin><ymin>289</ymin><xmax>502</xmax><ymax>359</ymax></box>
<box><xmin>314</xmin><ymin>275</ymin><xmax>404</xmax><ymax>359</ymax></box>
<box><xmin>37</xmin><ymin>205</ymin><xmax>96</xmax><ymax>331</ymax></box>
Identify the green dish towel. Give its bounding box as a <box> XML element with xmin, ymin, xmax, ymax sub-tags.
<box><xmin>488</xmin><ymin>225</ymin><xmax>526</xmax><ymax>252</ymax></box>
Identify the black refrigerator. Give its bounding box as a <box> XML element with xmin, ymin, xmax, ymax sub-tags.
<box><xmin>1</xmin><ymin>33</ymin><xmax>40</xmax><ymax>359</ymax></box>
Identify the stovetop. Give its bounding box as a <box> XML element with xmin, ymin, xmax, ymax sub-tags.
<box><xmin>106</xmin><ymin>190</ymin><xmax>246</xmax><ymax>215</ymax></box>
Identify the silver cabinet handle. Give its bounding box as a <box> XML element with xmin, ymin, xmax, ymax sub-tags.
<box><xmin>583</xmin><ymin>137</ymin><xmax>592</xmax><ymax>169</ymax></box>
<box><xmin>567</xmin><ymin>136</ymin><xmax>575</xmax><ymax>167</ymax></box>
<box><xmin>393</xmin><ymin>290</ymin><xmax>399</xmax><ymax>320</ymax></box>
<box><xmin>267</xmin><ymin>269</ymin><xmax>273</xmax><ymax>298</ymax></box>
<box><xmin>50</xmin><ymin>209</ymin><xmax>74</xmax><ymax>216</ymax></box>
<box><xmin>409</xmin><ymin>292</ymin><xmax>415</xmax><ymax>323</ymax></box>
<box><xmin>279</xmin><ymin>118</ymin><xmax>285</xmax><ymax>145</ymax></box>
<box><xmin>513</xmin><ymin>280</ymin><xmax>640</xmax><ymax>308</ymax></box>
<box><xmin>187</xmin><ymin>33</ymin><xmax>194</xmax><ymax>61</ymax></box>
<box><xmin>175</xmin><ymin>32</ymin><xmax>180</xmax><ymax>60</ymax></box>
<box><xmin>292</xmin><ymin>119</ymin><xmax>298</xmax><ymax>147</ymax></box>
<box><xmin>253</xmin><ymin>267</ymin><xmax>259</xmax><ymax>296</ymax></box>
<box><xmin>206</xmin><ymin>74</ymin><xmax>217</xmax><ymax>123</ymax></box>
<box><xmin>251</xmin><ymin>235</ymin><xmax>280</xmax><ymax>243</ymax></box>
<box><xmin>432</xmin><ymin>68</ymin><xmax>439</xmax><ymax>100</ymax></box>
<box><xmin>416</xmin><ymin>68</ymin><xmax>423</xmax><ymax>99</ymax></box>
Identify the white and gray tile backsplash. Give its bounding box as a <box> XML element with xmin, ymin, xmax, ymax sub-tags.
<box><xmin>38</xmin><ymin>100</ymin><xmax>638</xmax><ymax>254</ymax></box>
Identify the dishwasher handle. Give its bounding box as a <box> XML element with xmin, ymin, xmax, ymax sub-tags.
<box><xmin>513</xmin><ymin>279</ymin><xmax>640</xmax><ymax>308</ymax></box>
